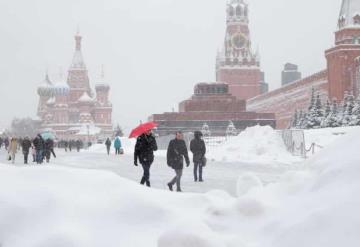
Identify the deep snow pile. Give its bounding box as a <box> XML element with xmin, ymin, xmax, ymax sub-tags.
<box><xmin>304</xmin><ymin>126</ymin><xmax>360</xmax><ymax>148</ymax></box>
<box><xmin>208</xmin><ymin>125</ymin><xmax>300</xmax><ymax>164</ymax></box>
<box><xmin>1</xmin><ymin>127</ymin><xmax>360</xmax><ymax>247</ymax></box>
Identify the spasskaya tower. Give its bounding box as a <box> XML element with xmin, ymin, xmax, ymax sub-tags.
<box><xmin>216</xmin><ymin>0</ymin><xmax>265</xmax><ymax>100</ymax></box>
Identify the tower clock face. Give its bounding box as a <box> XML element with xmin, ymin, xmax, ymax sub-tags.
<box><xmin>231</xmin><ymin>33</ymin><xmax>247</xmax><ymax>49</ymax></box>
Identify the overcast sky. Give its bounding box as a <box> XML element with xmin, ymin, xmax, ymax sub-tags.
<box><xmin>0</xmin><ymin>0</ymin><xmax>341</xmax><ymax>131</ymax></box>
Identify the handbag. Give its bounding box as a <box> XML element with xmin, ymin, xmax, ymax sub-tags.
<box><xmin>120</xmin><ymin>148</ymin><xmax>124</xmax><ymax>155</ymax></box>
<box><xmin>201</xmin><ymin>156</ymin><xmax>207</xmax><ymax>167</ymax></box>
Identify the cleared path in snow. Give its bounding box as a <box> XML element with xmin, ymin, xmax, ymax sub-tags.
<box><xmin>0</xmin><ymin>148</ymin><xmax>301</xmax><ymax>195</ymax></box>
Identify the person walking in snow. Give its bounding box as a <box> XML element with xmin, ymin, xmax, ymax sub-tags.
<box><xmin>134</xmin><ymin>130</ymin><xmax>158</xmax><ymax>187</ymax></box>
<box><xmin>167</xmin><ymin>131</ymin><xmax>190</xmax><ymax>192</ymax></box>
<box><xmin>44</xmin><ymin>138</ymin><xmax>56</xmax><ymax>163</ymax></box>
<box><xmin>76</xmin><ymin>139</ymin><xmax>82</xmax><ymax>152</ymax></box>
<box><xmin>21</xmin><ymin>136</ymin><xmax>32</xmax><ymax>164</ymax></box>
<box><xmin>105</xmin><ymin>138</ymin><xmax>112</xmax><ymax>155</ymax></box>
<box><xmin>0</xmin><ymin>137</ymin><xmax>3</xmax><ymax>150</ymax></box>
<box><xmin>31</xmin><ymin>144</ymin><xmax>36</xmax><ymax>163</ymax></box>
<box><xmin>114</xmin><ymin>136</ymin><xmax>122</xmax><ymax>155</ymax></box>
<box><xmin>4</xmin><ymin>137</ymin><xmax>9</xmax><ymax>151</ymax></box>
<box><xmin>8</xmin><ymin>137</ymin><xmax>18</xmax><ymax>164</ymax></box>
<box><xmin>33</xmin><ymin>134</ymin><xmax>45</xmax><ymax>164</ymax></box>
<box><xmin>190</xmin><ymin>131</ymin><xmax>207</xmax><ymax>182</ymax></box>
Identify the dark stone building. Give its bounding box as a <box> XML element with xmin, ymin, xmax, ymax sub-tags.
<box><xmin>281</xmin><ymin>63</ymin><xmax>302</xmax><ymax>86</ymax></box>
<box><xmin>149</xmin><ymin>83</ymin><xmax>275</xmax><ymax>136</ymax></box>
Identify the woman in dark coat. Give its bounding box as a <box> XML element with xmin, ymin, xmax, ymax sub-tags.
<box><xmin>190</xmin><ymin>131</ymin><xmax>206</xmax><ymax>182</ymax></box>
<box><xmin>167</xmin><ymin>132</ymin><xmax>190</xmax><ymax>192</ymax></box>
<box><xmin>134</xmin><ymin>131</ymin><xmax>158</xmax><ymax>187</ymax></box>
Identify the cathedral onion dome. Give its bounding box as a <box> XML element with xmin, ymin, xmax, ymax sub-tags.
<box><xmin>78</xmin><ymin>92</ymin><xmax>95</xmax><ymax>105</ymax></box>
<box><xmin>37</xmin><ymin>74</ymin><xmax>55</xmax><ymax>97</ymax></box>
<box><xmin>53</xmin><ymin>80</ymin><xmax>70</xmax><ymax>96</ymax></box>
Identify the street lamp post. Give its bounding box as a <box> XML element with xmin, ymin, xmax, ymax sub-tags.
<box><xmin>86</xmin><ymin>124</ymin><xmax>90</xmax><ymax>149</ymax></box>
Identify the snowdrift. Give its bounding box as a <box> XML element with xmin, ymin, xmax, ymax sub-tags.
<box><xmin>208</xmin><ymin>125</ymin><xmax>300</xmax><ymax>164</ymax></box>
<box><xmin>0</xmin><ymin>127</ymin><xmax>360</xmax><ymax>247</ymax></box>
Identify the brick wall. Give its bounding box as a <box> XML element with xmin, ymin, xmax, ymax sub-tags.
<box><xmin>247</xmin><ymin>70</ymin><xmax>329</xmax><ymax>129</ymax></box>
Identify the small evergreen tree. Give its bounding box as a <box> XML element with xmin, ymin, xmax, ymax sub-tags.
<box><xmin>321</xmin><ymin>100</ymin><xmax>331</xmax><ymax>128</ymax></box>
<box><xmin>341</xmin><ymin>92</ymin><xmax>355</xmax><ymax>126</ymax></box>
<box><xmin>328</xmin><ymin>99</ymin><xmax>341</xmax><ymax>128</ymax></box>
<box><xmin>304</xmin><ymin>93</ymin><xmax>323</xmax><ymax>129</ymax></box>
<box><xmin>350</xmin><ymin>95</ymin><xmax>360</xmax><ymax>126</ymax></box>
<box><xmin>114</xmin><ymin>124</ymin><xmax>124</xmax><ymax>137</ymax></box>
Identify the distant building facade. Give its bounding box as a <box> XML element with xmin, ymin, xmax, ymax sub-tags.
<box><xmin>150</xmin><ymin>83</ymin><xmax>275</xmax><ymax>136</ymax></box>
<box><xmin>281</xmin><ymin>63</ymin><xmax>302</xmax><ymax>86</ymax></box>
<box><xmin>36</xmin><ymin>32</ymin><xmax>113</xmax><ymax>140</ymax></box>
<box><xmin>248</xmin><ymin>0</ymin><xmax>360</xmax><ymax>128</ymax></box>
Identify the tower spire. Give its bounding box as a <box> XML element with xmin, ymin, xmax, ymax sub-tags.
<box><xmin>338</xmin><ymin>0</ymin><xmax>360</xmax><ymax>29</ymax></box>
<box><xmin>75</xmin><ymin>30</ymin><xmax>82</xmax><ymax>51</ymax></box>
<box><xmin>70</xmin><ymin>29</ymin><xmax>86</xmax><ymax>70</ymax></box>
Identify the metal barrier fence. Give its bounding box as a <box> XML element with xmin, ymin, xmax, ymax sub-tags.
<box><xmin>281</xmin><ymin>129</ymin><xmax>306</xmax><ymax>158</ymax></box>
<box><xmin>280</xmin><ymin>129</ymin><xmax>323</xmax><ymax>158</ymax></box>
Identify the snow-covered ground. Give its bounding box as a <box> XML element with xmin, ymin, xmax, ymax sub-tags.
<box><xmin>0</xmin><ymin>126</ymin><xmax>359</xmax><ymax>246</ymax></box>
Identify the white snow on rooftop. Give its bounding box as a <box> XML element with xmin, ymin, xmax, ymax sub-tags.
<box><xmin>78</xmin><ymin>92</ymin><xmax>94</xmax><ymax>103</ymax></box>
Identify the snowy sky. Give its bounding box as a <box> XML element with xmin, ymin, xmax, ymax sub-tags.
<box><xmin>0</xmin><ymin>0</ymin><xmax>341</xmax><ymax>132</ymax></box>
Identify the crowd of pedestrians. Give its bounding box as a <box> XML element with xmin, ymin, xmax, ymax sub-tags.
<box><xmin>134</xmin><ymin>130</ymin><xmax>207</xmax><ymax>192</ymax></box>
<box><xmin>0</xmin><ymin>134</ymin><xmax>57</xmax><ymax>164</ymax></box>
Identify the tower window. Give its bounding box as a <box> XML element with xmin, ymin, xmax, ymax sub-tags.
<box><xmin>236</xmin><ymin>6</ymin><xmax>242</xmax><ymax>16</ymax></box>
<box><xmin>352</xmin><ymin>36</ymin><xmax>360</xmax><ymax>44</ymax></box>
<box><xmin>354</xmin><ymin>14</ymin><xmax>360</xmax><ymax>25</ymax></box>
<box><xmin>228</xmin><ymin>6</ymin><xmax>234</xmax><ymax>16</ymax></box>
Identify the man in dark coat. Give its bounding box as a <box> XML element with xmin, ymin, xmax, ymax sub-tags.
<box><xmin>76</xmin><ymin>139</ymin><xmax>82</xmax><ymax>152</ymax></box>
<box><xmin>4</xmin><ymin>137</ymin><xmax>9</xmax><ymax>150</ymax></box>
<box><xmin>190</xmin><ymin>131</ymin><xmax>206</xmax><ymax>182</ymax></box>
<box><xmin>167</xmin><ymin>131</ymin><xmax>190</xmax><ymax>192</ymax></box>
<box><xmin>21</xmin><ymin>136</ymin><xmax>32</xmax><ymax>164</ymax></box>
<box><xmin>134</xmin><ymin>131</ymin><xmax>158</xmax><ymax>187</ymax></box>
<box><xmin>105</xmin><ymin>138</ymin><xmax>112</xmax><ymax>155</ymax></box>
<box><xmin>44</xmin><ymin>139</ymin><xmax>55</xmax><ymax>163</ymax></box>
<box><xmin>33</xmin><ymin>134</ymin><xmax>45</xmax><ymax>164</ymax></box>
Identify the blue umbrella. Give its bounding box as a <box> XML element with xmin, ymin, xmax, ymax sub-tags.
<box><xmin>41</xmin><ymin>132</ymin><xmax>55</xmax><ymax>140</ymax></box>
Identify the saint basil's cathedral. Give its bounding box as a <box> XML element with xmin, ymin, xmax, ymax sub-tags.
<box><xmin>36</xmin><ymin>32</ymin><xmax>113</xmax><ymax>140</ymax></box>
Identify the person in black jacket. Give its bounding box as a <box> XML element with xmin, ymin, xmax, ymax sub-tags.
<box><xmin>105</xmin><ymin>138</ymin><xmax>112</xmax><ymax>155</ymax></box>
<box><xmin>134</xmin><ymin>131</ymin><xmax>158</xmax><ymax>187</ymax></box>
<box><xmin>167</xmin><ymin>131</ymin><xmax>190</xmax><ymax>192</ymax></box>
<box><xmin>33</xmin><ymin>134</ymin><xmax>45</xmax><ymax>164</ymax></box>
<box><xmin>44</xmin><ymin>139</ymin><xmax>56</xmax><ymax>163</ymax></box>
<box><xmin>21</xmin><ymin>136</ymin><xmax>32</xmax><ymax>164</ymax></box>
<box><xmin>190</xmin><ymin>131</ymin><xmax>206</xmax><ymax>182</ymax></box>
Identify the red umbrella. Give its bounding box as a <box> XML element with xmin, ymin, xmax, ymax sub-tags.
<box><xmin>129</xmin><ymin>121</ymin><xmax>158</xmax><ymax>138</ymax></box>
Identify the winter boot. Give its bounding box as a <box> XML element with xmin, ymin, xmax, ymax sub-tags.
<box><xmin>167</xmin><ymin>183</ymin><xmax>173</xmax><ymax>191</ymax></box>
<box><xmin>140</xmin><ymin>177</ymin><xmax>146</xmax><ymax>185</ymax></box>
<box><xmin>146</xmin><ymin>181</ymin><xmax>151</xmax><ymax>187</ymax></box>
